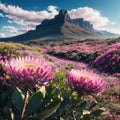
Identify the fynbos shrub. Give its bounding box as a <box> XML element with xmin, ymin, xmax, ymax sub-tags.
<box><xmin>93</xmin><ymin>43</ymin><xmax>120</xmax><ymax>74</ymax></box>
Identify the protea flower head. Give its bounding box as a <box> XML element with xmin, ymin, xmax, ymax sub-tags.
<box><xmin>1</xmin><ymin>56</ymin><xmax>55</xmax><ymax>89</ymax></box>
<box><xmin>67</xmin><ymin>69</ymin><xmax>106</xmax><ymax>96</ymax></box>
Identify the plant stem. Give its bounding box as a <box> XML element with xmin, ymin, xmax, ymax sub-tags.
<box><xmin>20</xmin><ymin>89</ymin><xmax>29</xmax><ymax>120</ymax></box>
<box><xmin>72</xmin><ymin>111</ymin><xmax>76</xmax><ymax>120</ymax></box>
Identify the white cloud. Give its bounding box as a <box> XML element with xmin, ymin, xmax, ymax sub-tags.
<box><xmin>0</xmin><ymin>33</ymin><xmax>6</xmax><ymax>38</ymax></box>
<box><xmin>0</xmin><ymin>13</ymin><xmax>4</xmax><ymax>17</ymax></box>
<box><xmin>98</xmin><ymin>27</ymin><xmax>120</xmax><ymax>35</ymax></box>
<box><xmin>69</xmin><ymin>7</ymin><xmax>109</xmax><ymax>29</ymax></box>
<box><xmin>2</xmin><ymin>25</ymin><xmax>37</xmax><ymax>37</ymax></box>
<box><xmin>48</xmin><ymin>5</ymin><xmax>58</xmax><ymax>14</ymax></box>
<box><xmin>0</xmin><ymin>3</ymin><xmax>58</xmax><ymax>35</ymax></box>
<box><xmin>8</xmin><ymin>20</ymin><xmax>13</xmax><ymax>23</ymax></box>
<box><xmin>109</xmin><ymin>21</ymin><xmax>117</xmax><ymax>25</ymax></box>
<box><xmin>109</xmin><ymin>28</ymin><xmax>120</xmax><ymax>34</ymax></box>
<box><xmin>3</xmin><ymin>26</ymin><xmax>18</xmax><ymax>33</ymax></box>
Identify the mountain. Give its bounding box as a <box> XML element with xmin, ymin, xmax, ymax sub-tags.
<box><xmin>0</xmin><ymin>9</ymin><xmax>119</xmax><ymax>42</ymax></box>
<box><xmin>95</xmin><ymin>30</ymin><xmax>119</xmax><ymax>38</ymax></box>
<box><xmin>71</xmin><ymin>18</ymin><xmax>94</xmax><ymax>31</ymax></box>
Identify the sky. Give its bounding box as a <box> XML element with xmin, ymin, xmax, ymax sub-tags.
<box><xmin>0</xmin><ymin>0</ymin><xmax>120</xmax><ymax>38</ymax></box>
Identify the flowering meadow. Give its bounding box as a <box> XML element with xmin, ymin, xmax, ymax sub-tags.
<box><xmin>0</xmin><ymin>38</ymin><xmax>120</xmax><ymax>120</ymax></box>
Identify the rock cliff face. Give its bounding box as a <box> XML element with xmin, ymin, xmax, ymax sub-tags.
<box><xmin>36</xmin><ymin>9</ymin><xmax>71</xmax><ymax>29</ymax></box>
<box><xmin>71</xmin><ymin>18</ymin><xmax>94</xmax><ymax>30</ymax></box>
<box><xmin>37</xmin><ymin>9</ymin><xmax>94</xmax><ymax>31</ymax></box>
<box><xmin>54</xmin><ymin>9</ymin><xmax>71</xmax><ymax>23</ymax></box>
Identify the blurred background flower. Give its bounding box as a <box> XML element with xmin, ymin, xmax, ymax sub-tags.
<box><xmin>93</xmin><ymin>43</ymin><xmax>120</xmax><ymax>74</ymax></box>
<box><xmin>66</xmin><ymin>69</ymin><xmax>107</xmax><ymax>96</ymax></box>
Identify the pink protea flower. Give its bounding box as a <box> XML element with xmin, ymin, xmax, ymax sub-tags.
<box><xmin>67</xmin><ymin>69</ymin><xmax>106</xmax><ymax>96</ymax></box>
<box><xmin>1</xmin><ymin>56</ymin><xmax>55</xmax><ymax>89</ymax></box>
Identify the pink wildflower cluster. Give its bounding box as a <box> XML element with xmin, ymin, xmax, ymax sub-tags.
<box><xmin>93</xmin><ymin>43</ymin><xmax>120</xmax><ymax>74</ymax></box>
<box><xmin>46</xmin><ymin>42</ymin><xmax>107</xmax><ymax>53</ymax></box>
<box><xmin>0</xmin><ymin>52</ymin><xmax>14</xmax><ymax>62</ymax></box>
<box><xmin>45</xmin><ymin>54</ymin><xmax>87</xmax><ymax>70</ymax></box>
<box><xmin>1</xmin><ymin>56</ymin><xmax>55</xmax><ymax>89</ymax></box>
<box><xmin>110</xmin><ymin>42</ymin><xmax>120</xmax><ymax>49</ymax></box>
<box><xmin>22</xmin><ymin>50</ymin><xmax>36</xmax><ymax>57</ymax></box>
<box><xmin>66</xmin><ymin>69</ymin><xmax>106</xmax><ymax>96</ymax></box>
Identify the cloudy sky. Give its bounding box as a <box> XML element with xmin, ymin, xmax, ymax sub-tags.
<box><xmin>0</xmin><ymin>0</ymin><xmax>120</xmax><ymax>38</ymax></box>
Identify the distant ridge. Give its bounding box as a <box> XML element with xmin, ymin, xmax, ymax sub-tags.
<box><xmin>0</xmin><ymin>9</ymin><xmax>119</xmax><ymax>42</ymax></box>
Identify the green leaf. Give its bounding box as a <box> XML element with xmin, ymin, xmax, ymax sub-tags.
<box><xmin>82</xmin><ymin>114</ymin><xmax>91</xmax><ymax>120</ymax></box>
<box><xmin>3</xmin><ymin>107</ymin><xmax>14</xmax><ymax>120</ymax></box>
<box><xmin>25</xmin><ymin>91</ymin><xmax>43</xmax><ymax>115</ymax></box>
<box><xmin>89</xmin><ymin>100</ymin><xmax>97</xmax><ymax>110</ymax></box>
<box><xmin>79</xmin><ymin>101</ymin><xmax>87</xmax><ymax>110</ymax></box>
<box><xmin>82</xmin><ymin>110</ymin><xmax>90</xmax><ymax>115</ymax></box>
<box><xmin>80</xmin><ymin>110</ymin><xmax>91</xmax><ymax>120</ymax></box>
<box><xmin>25</xmin><ymin>96</ymin><xmax>61</xmax><ymax>120</ymax></box>
<box><xmin>0</xmin><ymin>116</ymin><xmax>6</xmax><ymax>120</ymax></box>
<box><xmin>46</xmin><ymin>97</ymin><xmax>61</xmax><ymax>109</ymax></box>
<box><xmin>55</xmin><ymin>70</ymin><xmax>66</xmax><ymax>80</ymax></box>
<box><xmin>35</xmin><ymin>104</ymin><xmax>60</xmax><ymax>120</ymax></box>
<box><xmin>1</xmin><ymin>91</ymin><xmax>9</xmax><ymax>101</ymax></box>
<box><xmin>38</xmin><ymin>86</ymin><xmax>46</xmax><ymax>97</ymax></box>
<box><xmin>12</xmin><ymin>88</ymin><xmax>24</xmax><ymax>112</ymax></box>
<box><xmin>25</xmin><ymin>103</ymin><xmax>60</xmax><ymax>120</ymax></box>
<box><xmin>91</xmin><ymin>109</ymin><xmax>105</xmax><ymax>117</ymax></box>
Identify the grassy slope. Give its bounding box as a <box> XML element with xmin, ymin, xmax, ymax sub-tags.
<box><xmin>61</xmin><ymin>22</ymin><xmax>97</xmax><ymax>38</ymax></box>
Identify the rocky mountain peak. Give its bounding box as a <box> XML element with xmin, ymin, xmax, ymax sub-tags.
<box><xmin>54</xmin><ymin>9</ymin><xmax>71</xmax><ymax>23</ymax></box>
<box><xmin>39</xmin><ymin>9</ymin><xmax>93</xmax><ymax>30</ymax></box>
<box><xmin>59</xmin><ymin>9</ymin><xmax>68</xmax><ymax>16</ymax></box>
